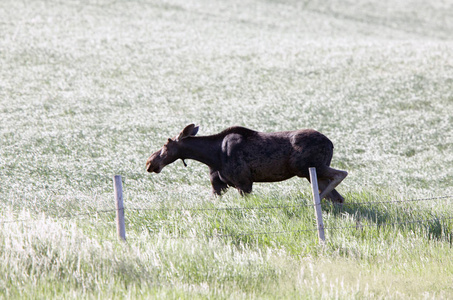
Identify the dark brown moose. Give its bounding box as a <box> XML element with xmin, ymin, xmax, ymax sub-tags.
<box><xmin>146</xmin><ymin>124</ymin><xmax>348</xmax><ymax>203</ymax></box>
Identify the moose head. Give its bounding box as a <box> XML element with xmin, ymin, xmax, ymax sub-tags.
<box><xmin>146</xmin><ymin>124</ymin><xmax>199</xmax><ymax>174</ymax></box>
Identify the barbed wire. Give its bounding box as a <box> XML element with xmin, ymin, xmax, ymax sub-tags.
<box><xmin>124</xmin><ymin>195</ymin><xmax>453</xmax><ymax>213</ymax></box>
<box><xmin>3</xmin><ymin>212</ymin><xmax>452</xmax><ymax>241</ymax></box>
<box><xmin>150</xmin><ymin>215</ymin><xmax>453</xmax><ymax>240</ymax></box>
<box><xmin>1</xmin><ymin>195</ymin><xmax>453</xmax><ymax>226</ymax></box>
<box><xmin>343</xmin><ymin>195</ymin><xmax>453</xmax><ymax>207</ymax></box>
<box><xmin>60</xmin><ymin>209</ymin><xmax>117</xmax><ymax>218</ymax></box>
<box><xmin>0</xmin><ymin>208</ymin><xmax>117</xmax><ymax>225</ymax></box>
<box><xmin>40</xmin><ymin>212</ymin><xmax>453</xmax><ymax>244</ymax></box>
<box><xmin>324</xmin><ymin>215</ymin><xmax>453</xmax><ymax>231</ymax></box>
<box><xmin>124</xmin><ymin>195</ymin><xmax>453</xmax><ymax>211</ymax></box>
<box><xmin>126</xmin><ymin>202</ymin><xmax>315</xmax><ymax>212</ymax></box>
<box><xmin>166</xmin><ymin>228</ymin><xmax>318</xmax><ymax>240</ymax></box>
<box><xmin>0</xmin><ymin>218</ymin><xmax>40</xmax><ymax>225</ymax></box>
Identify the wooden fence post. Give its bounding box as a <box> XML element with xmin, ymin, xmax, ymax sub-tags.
<box><xmin>309</xmin><ymin>167</ymin><xmax>325</xmax><ymax>244</ymax></box>
<box><xmin>113</xmin><ymin>175</ymin><xmax>126</xmax><ymax>241</ymax></box>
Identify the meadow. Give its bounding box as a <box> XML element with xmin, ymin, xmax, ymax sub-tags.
<box><xmin>1</xmin><ymin>0</ymin><xmax>453</xmax><ymax>298</ymax></box>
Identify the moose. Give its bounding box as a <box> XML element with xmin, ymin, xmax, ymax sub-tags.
<box><xmin>146</xmin><ymin>124</ymin><xmax>348</xmax><ymax>203</ymax></box>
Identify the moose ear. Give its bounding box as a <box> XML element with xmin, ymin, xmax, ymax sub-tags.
<box><xmin>176</xmin><ymin>124</ymin><xmax>199</xmax><ymax>141</ymax></box>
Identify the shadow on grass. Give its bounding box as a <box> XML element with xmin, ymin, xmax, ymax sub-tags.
<box><xmin>322</xmin><ymin>200</ymin><xmax>453</xmax><ymax>244</ymax></box>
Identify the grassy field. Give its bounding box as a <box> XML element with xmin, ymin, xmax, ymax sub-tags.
<box><xmin>1</xmin><ymin>0</ymin><xmax>453</xmax><ymax>298</ymax></box>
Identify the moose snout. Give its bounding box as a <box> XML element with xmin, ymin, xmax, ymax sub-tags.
<box><xmin>146</xmin><ymin>161</ymin><xmax>153</xmax><ymax>173</ymax></box>
<box><xmin>146</xmin><ymin>155</ymin><xmax>163</xmax><ymax>173</ymax></box>
<box><xmin>146</xmin><ymin>161</ymin><xmax>158</xmax><ymax>173</ymax></box>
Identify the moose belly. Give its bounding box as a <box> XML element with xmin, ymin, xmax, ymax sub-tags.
<box><xmin>250</xmin><ymin>166</ymin><xmax>295</xmax><ymax>182</ymax></box>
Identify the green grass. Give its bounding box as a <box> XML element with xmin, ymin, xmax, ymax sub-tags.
<box><xmin>1</xmin><ymin>0</ymin><xmax>453</xmax><ymax>298</ymax></box>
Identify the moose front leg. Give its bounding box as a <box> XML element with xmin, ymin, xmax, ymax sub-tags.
<box><xmin>209</xmin><ymin>168</ymin><xmax>228</xmax><ymax>196</ymax></box>
<box><xmin>236</xmin><ymin>181</ymin><xmax>253</xmax><ymax>196</ymax></box>
<box><xmin>223</xmin><ymin>163</ymin><xmax>253</xmax><ymax>196</ymax></box>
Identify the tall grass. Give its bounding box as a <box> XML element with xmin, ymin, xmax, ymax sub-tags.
<box><xmin>1</xmin><ymin>0</ymin><xmax>453</xmax><ymax>298</ymax></box>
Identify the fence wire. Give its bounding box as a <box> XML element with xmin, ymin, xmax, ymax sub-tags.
<box><xmin>2</xmin><ymin>195</ymin><xmax>453</xmax><ymax>238</ymax></box>
<box><xmin>125</xmin><ymin>195</ymin><xmax>453</xmax><ymax>213</ymax></box>
<box><xmin>127</xmin><ymin>203</ymin><xmax>315</xmax><ymax>212</ymax></box>
<box><xmin>0</xmin><ymin>208</ymin><xmax>117</xmax><ymax>225</ymax></box>
<box><xmin>343</xmin><ymin>195</ymin><xmax>453</xmax><ymax>207</ymax></box>
<box><xmin>161</xmin><ymin>214</ymin><xmax>453</xmax><ymax>240</ymax></box>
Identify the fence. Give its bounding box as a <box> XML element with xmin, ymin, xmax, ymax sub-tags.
<box><xmin>111</xmin><ymin>170</ymin><xmax>453</xmax><ymax>244</ymax></box>
<box><xmin>2</xmin><ymin>170</ymin><xmax>453</xmax><ymax>244</ymax></box>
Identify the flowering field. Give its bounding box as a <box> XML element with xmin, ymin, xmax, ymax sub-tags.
<box><xmin>1</xmin><ymin>0</ymin><xmax>452</xmax><ymax>298</ymax></box>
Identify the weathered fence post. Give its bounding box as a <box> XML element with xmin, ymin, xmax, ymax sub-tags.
<box><xmin>113</xmin><ymin>175</ymin><xmax>126</xmax><ymax>241</ymax></box>
<box><xmin>309</xmin><ymin>167</ymin><xmax>325</xmax><ymax>244</ymax></box>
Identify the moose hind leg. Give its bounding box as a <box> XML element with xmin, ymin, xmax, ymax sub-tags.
<box><xmin>318</xmin><ymin>167</ymin><xmax>348</xmax><ymax>201</ymax></box>
<box><xmin>318</xmin><ymin>179</ymin><xmax>344</xmax><ymax>203</ymax></box>
<box><xmin>328</xmin><ymin>189</ymin><xmax>345</xmax><ymax>203</ymax></box>
<box><xmin>318</xmin><ymin>179</ymin><xmax>345</xmax><ymax>203</ymax></box>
